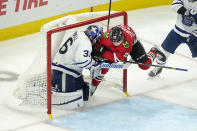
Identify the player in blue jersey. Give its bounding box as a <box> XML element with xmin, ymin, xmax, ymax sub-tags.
<box><xmin>148</xmin><ymin>0</ymin><xmax>197</xmax><ymax>77</ymax></box>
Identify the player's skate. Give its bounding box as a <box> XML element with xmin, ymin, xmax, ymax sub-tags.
<box><xmin>148</xmin><ymin>67</ymin><xmax>163</xmax><ymax>77</ymax></box>
<box><xmin>148</xmin><ymin>45</ymin><xmax>166</xmax><ymax>78</ymax></box>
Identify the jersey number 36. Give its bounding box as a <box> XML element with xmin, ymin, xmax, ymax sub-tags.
<box><xmin>59</xmin><ymin>37</ymin><xmax>73</xmax><ymax>54</ymax></box>
<box><xmin>59</xmin><ymin>36</ymin><xmax>89</xmax><ymax>57</ymax></box>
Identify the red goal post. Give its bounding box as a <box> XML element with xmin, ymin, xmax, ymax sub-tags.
<box><xmin>46</xmin><ymin>11</ymin><xmax>128</xmax><ymax>115</ymax></box>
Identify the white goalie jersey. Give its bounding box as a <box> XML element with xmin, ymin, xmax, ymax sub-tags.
<box><xmin>172</xmin><ymin>0</ymin><xmax>197</xmax><ymax>37</ymax></box>
<box><xmin>52</xmin><ymin>31</ymin><xmax>95</xmax><ymax>78</ymax></box>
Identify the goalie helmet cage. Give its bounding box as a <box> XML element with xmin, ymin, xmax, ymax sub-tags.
<box><xmin>46</xmin><ymin>11</ymin><xmax>128</xmax><ymax>115</ymax></box>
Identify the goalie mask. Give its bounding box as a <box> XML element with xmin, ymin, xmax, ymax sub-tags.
<box><xmin>84</xmin><ymin>25</ymin><xmax>103</xmax><ymax>44</ymax></box>
<box><xmin>110</xmin><ymin>27</ymin><xmax>124</xmax><ymax>46</ymax></box>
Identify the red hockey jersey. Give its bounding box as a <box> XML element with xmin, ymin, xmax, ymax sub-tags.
<box><xmin>99</xmin><ymin>25</ymin><xmax>136</xmax><ymax>62</ymax></box>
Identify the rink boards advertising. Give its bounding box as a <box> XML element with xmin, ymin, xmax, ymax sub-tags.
<box><xmin>0</xmin><ymin>0</ymin><xmax>171</xmax><ymax>41</ymax></box>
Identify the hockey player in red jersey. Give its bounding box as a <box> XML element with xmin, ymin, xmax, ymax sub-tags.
<box><xmin>89</xmin><ymin>25</ymin><xmax>166</xmax><ymax>96</ymax></box>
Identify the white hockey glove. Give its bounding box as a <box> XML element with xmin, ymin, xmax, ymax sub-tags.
<box><xmin>187</xmin><ymin>31</ymin><xmax>197</xmax><ymax>46</ymax></box>
<box><xmin>189</xmin><ymin>9</ymin><xmax>197</xmax><ymax>24</ymax></box>
<box><xmin>90</xmin><ymin>62</ymin><xmax>103</xmax><ymax>79</ymax></box>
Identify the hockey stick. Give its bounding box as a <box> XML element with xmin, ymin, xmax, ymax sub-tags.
<box><xmin>100</xmin><ymin>61</ymin><xmax>188</xmax><ymax>72</ymax></box>
<box><xmin>123</xmin><ymin>61</ymin><xmax>188</xmax><ymax>72</ymax></box>
<box><xmin>107</xmin><ymin>0</ymin><xmax>112</xmax><ymax>30</ymax></box>
<box><xmin>101</xmin><ymin>62</ymin><xmax>130</xmax><ymax>69</ymax></box>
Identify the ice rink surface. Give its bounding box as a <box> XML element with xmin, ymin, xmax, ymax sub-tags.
<box><xmin>0</xmin><ymin>6</ymin><xmax>197</xmax><ymax>131</ymax></box>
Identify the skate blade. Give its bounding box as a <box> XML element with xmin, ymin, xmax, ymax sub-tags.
<box><xmin>147</xmin><ymin>75</ymin><xmax>160</xmax><ymax>80</ymax></box>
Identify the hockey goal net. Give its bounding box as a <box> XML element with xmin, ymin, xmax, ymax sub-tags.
<box><xmin>13</xmin><ymin>11</ymin><xmax>128</xmax><ymax>115</ymax></box>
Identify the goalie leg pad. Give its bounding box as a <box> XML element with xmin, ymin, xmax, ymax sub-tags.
<box><xmin>52</xmin><ymin>89</ymin><xmax>84</xmax><ymax>110</ymax></box>
<box><xmin>52</xmin><ymin>70</ymin><xmax>85</xmax><ymax>92</ymax></box>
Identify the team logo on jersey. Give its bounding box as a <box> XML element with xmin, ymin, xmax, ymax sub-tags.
<box><xmin>123</xmin><ymin>41</ymin><xmax>129</xmax><ymax>48</ymax></box>
<box><xmin>103</xmin><ymin>32</ymin><xmax>109</xmax><ymax>39</ymax></box>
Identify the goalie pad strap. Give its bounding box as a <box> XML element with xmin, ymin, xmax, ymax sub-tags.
<box><xmin>52</xmin><ymin>89</ymin><xmax>84</xmax><ymax>110</ymax></box>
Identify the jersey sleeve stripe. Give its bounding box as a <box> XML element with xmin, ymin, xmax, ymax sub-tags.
<box><xmin>76</xmin><ymin>58</ymin><xmax>94</xmax><ymax>68</ymax></box>
<box><xmin>172</xmin><ymin>0</ymin><xmax>183</xmax><ymax>5</ymax></box>
<box><xmin>172</xmin><ymin>1</ymin><xmax>183</xmax><ymax>6</ymax></box>
<box><xmin>74</xmin><ymin>58</ymin><xmax>94</xmax><ymax>68</ymax></box>
<box><xmin>74</xmin><ymin>60</ymin><xmax>89</xmax><ymax>65</ymax></box>
<box><xmin>52</xmin><ymin>63</ymin><xmax>81</xmax><ymax>76</ymax></box>
<box><xmin>175</xmin><ymin>25</ymin><xmax>190</xmax><ymax>35</ymax></box>
<box><xmin>193</xmin><ymin>30</ymin><xmax>197</xmax><ymax>37</ymax></box>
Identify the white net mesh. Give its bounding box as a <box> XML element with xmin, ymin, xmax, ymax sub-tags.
<box><xmin>13</xmin><ymin>11</ymin><xmax>126</xmax><ymax>110</ymax></box>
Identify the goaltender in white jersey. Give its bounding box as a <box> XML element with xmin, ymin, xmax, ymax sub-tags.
<box><xmin>51</xmin><ymin>25</ymin><xmax>103</xmax><ymax>110</ymax></box>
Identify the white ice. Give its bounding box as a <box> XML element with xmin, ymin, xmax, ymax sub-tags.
<box><xmin>0</xmin><ymin>6</ymin><xmax>197</xmax><ymax>131</ymax></box>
